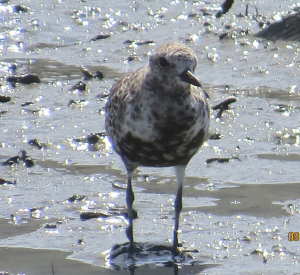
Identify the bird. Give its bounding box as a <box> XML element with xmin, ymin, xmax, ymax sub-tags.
<box><xmin>105</xmin><ymin>42</ymin><xmax>210</xmax><ymax>256</ymax></box>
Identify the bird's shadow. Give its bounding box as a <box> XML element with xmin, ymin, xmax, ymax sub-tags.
<box><xmin>104</xmin><ymin>242</ymin><xmax>218</xmax><ymax>275</ymax></box>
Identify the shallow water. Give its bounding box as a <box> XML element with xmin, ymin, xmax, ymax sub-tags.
<box><xmin>1</xmin><ymin>0</ymin><xmax>300</xmax><ymax>274</ymax></box>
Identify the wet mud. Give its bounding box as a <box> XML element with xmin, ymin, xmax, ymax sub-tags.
<box><xmin>1</xmin><ymin>0</ymin><xmax>300</xmax><ymax>274</ymax></box>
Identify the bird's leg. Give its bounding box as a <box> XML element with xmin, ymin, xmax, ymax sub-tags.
<box><xmin>172</xmin><ymin>165</ymin><xmax>186</xmax><ymax>255</ymax></box>
<box><xmin>125</xmin><ymin>169</ymin><xmax>135</xmax><ymax>255</ymax></box>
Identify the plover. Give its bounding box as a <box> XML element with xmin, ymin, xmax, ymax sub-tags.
<box><xmin>105</xmin><ymin>42</ymin><xmax>210</xmax><ymax>255</ymax></box>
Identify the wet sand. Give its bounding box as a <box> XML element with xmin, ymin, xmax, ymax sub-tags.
<box><xmin>0</xmin><ymin>247</ymin><xmax>116</xmax><ymax>275</ymax></box>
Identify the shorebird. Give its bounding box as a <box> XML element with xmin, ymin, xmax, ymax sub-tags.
<box><xmin>105</xmin><ymin>42</ymin><xmax>210</xmax><ymax>255</ymax></box>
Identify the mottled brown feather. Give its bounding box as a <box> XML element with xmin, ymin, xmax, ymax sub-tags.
<box><xmin>105</xmin><ymin>42</ymin><xmax>210</xmax><ymax>171</ymax></box>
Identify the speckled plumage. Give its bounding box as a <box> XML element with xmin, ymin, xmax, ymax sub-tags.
<box><xmin>105</xmin><ymin>42</ymin><xmax>210</xmax><ymax>256</ymax></box>
<box><xmin>106</xmin><ymin>43</ymin><xmax>209</xmax><ymax>169</ymax></box>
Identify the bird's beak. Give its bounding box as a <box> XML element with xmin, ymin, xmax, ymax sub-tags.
<box><xmin>179</xmin><ymin>70</ymin><xmax>202</xmax><ymax>87</ymax></box>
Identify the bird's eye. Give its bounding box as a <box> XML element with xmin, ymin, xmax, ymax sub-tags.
<box><xmin>158</xmin><ymin>57</ymin><xmax>169</xmax><ymax>68</ymax></box>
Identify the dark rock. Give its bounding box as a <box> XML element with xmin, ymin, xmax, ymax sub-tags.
<box><xmin>188</xmin><ymin>12</ymin><xmax>199</xmax><ymax>18</ymax></box>
<box><xmin>18</xmin><ymin>75</ymin><xmax>40</xmax><ymax>84</ymax></box>
<box><xmin>0</xmin><ymin>178</ymin><xmax>16</xmax><ymax>185</ymax></box>
<box><xmin>212</xmin><ymin>97</ymin><xmax>237</xmax><ymax>118</ymax></box>
<box><xmin>23</xmin><ymin>158</ymin><xmax>34</xmax><ymax>168</ymax></box>
<box><xmin>0</xmin><ymin>110</ymin><xmax>8</xmax><ymax>116</ymax></box>
<box><xmin>273</xmin><ymin>104</ymin><xmax>293</xmax><ymax>113</ymax></box>
<box><xmin>73</xmin><ymin>132</ymin><xmax>106</xmax><ymax>144</ymax></box>
<box><xmin>212</xmin><ymin>97</ymin><xmax>237</xmax><ymax>111</ymax></box>
<box><xmin>205</xmin><ymin>156</ymin><xmax>240</xmax><ymax>164</ymax></box>
<box><xmin>256</xmin><ymin>12</ymin><xmax>300</xmax><ymax>41</ymax></box>
<box><xmin>79</xmin><ymin>66</ymin><xmax>94</xmax><ymax>80</ymax></box>
<box><xmin>0</xmin><ymin>95</ymin><xmax>11</xmax><ymax>103</ymax></box>
<box><xmin>21</xmin><ymin>101</ymin><xmax>34</xmax><ymax>107</ymax></box>
<box><xmin>209</xmin><ymin>133</ymin><xmax>222</xmax><ymax>140</ymax></box>
<box><xmin>123</xmin><ymin>39</ymin><xmax>154</xmax><ymax>45</ymax></box>
<box><xmin>28</xmin><ymin>139</ymin><xmax>45</xmax><ymax>150</ymax></box>
<box><xmin>123</xmin><ymin>39</ymin><xmax>134</xmax><ymax>44</ymax></box>
<box><xmin>6</xmin><ymin>76</ymin><xmax>18</xmax><ymax>84</ymax></box>
<box><xmin>21</xmin><ymin>108</ymin><xmax>38</xmax><ymax>115</ymax></box>
<box><xmin>96</xmin><ymin>91</ymin><xmax>109</xmax><ymax>101</ymax></box>
<box><xmin>30</xmin><ymin>207</ymin><xmax>43</xmax><ymax>219</ymax></box>
<box><xmin>80</xmin><ymin>212</ymin><xmax>109</xmax><ymax>221</ymax></box>
<box><xmin>68</xmin><ymin>99</ymin><xmax>88</xmax><ymax>107</ymax></box>
<box><xmin>13</xmin><ymin>4</ymin><xmax>29</xmax><ymax>13</ymax></box>
<box><xmin>258</xmin><ymin>21</ymin><xmax>266</xmax><ymax>28</ymax></box>
<box><xmin>77</xmin><ymin>239</ymin><xmax>84</xmax><ymax>245</ymax></box>
<box><xmin>86</xmin><ymin>134</ymin><xmax>100</xmax><ymax>145</ymax></box>
<box><xmin>70</xmin><ymin>81</ymin><xmax>86</xmax><ymax>91</ymax></box>
<box><xmin>127</xmin><ymin>54</ymin><xmax>138</xmax><ymax>62</ymax></box>
<box><xmin>80</xmin><ymin>207</ymin><xmax>137</xmax><ymax>221</ymax></box>
<box><xmin>215</xmin><ymin>11</ymin><xmax>223</xmax><ymax>18</ymax></box>
<box><xmin>68</xmin><ymin>99</ymin><xmax>76</xmax><ymax>106</ymax></box>
<box><xmin>206</xmin><ymin>157</ymin><xmax>230</xmax><ymax>164</ymax></box>
<box><xmin>45</xmin><ymin>224</ymin><xmax>57</xmax><ymax>229</ymax></box>
<box><xmin>79</xmin><ymin>66</ymin><xmax>103</xmax><ymax>80</ymax></box>
<box><xmin>93</xmin><ymin>71</ymin><xmax>104</xmax><ymax>80</ymax></box>
<box><xmin>135</xmin><ymin>40</ymin><xmax>154</xmax><ymax>46</ymax></box>
<box><xmin>202</xmin><ymin>10</ymin><xmax>212</xmax><ymax>16</ymax></box>
<box><xmin>90</xmin><ymin>33</ymin><xmax>111</xmax><ymax>41</ymax></box>
<box><xmin>19</xmin><ymin>149</ymin><xmax>35</xmax><ymax>167</ymax></box>
<box><xmin>67</xmin><ymin>194</ymin><xmax>87</xmax><ymax>203</ymax></box>
<box><xmin>7</xmin><ymin>74</ymin><xmax>40</xmax><ymax>84</ymax></box>
<box><xmin>2</xmin><ymin>155</ymin><xmax>20</xmax><ymax>166</ymax></box>
<box><xmin>112</xmin><ymin>182</ymin><xmax>127</xmax><ymax>189</ymax></box>
<box><xmin>219</xmin><ymin>32</ymin><xmax>229</xmax><ymax>40</ymax></box>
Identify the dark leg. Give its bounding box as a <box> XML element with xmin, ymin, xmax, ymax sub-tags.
<box><xmin>172</xmin><ymin>184</ymin><xmax>182</xmax><ymax>254</ymax></box>
<box><xmin>125</xmin><ymin>169</ymin><xmax>135</xmax><ymax>255</ymax></box>
<box><xmin>172</xmin><ymin>165</ymin><xmax>186</xmax><ymax>255</ymax></box>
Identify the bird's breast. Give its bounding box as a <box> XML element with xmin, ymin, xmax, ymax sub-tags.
<box><xmin>116</xmin><ymin>93</ymin><xmax>209</xmax><ymax>167</ymax></box>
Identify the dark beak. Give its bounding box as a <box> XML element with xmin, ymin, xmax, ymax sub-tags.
<box><xmin>179</xmin><ymin>70</ymin><xmax>202</xmax><ymax>87</ymax></box>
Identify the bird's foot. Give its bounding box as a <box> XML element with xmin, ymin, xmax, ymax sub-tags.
<box><xmin>107</xmin><ymin>242</ymin><xmax>200</xmax><ymax>271</ymax></box>
<box><xmin>109</xmin><ymin>242</ymin><xmax>143</xmax><ymax>260</ymax></box>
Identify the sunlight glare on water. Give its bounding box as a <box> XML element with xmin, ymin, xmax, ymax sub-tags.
<box><xmin>1</xmin><ymin>0</ymin><xmax>300</xmax><ymax>274</ymax></box>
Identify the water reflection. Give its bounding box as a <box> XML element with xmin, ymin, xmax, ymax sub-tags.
<box><xmin>111</xmin><ymin>260</ymin><xmax>216</xmax><ymax>275</ymax></box>
<box><xmin>105</xmin><ymin>243</ymin><xmax>218</xmax><ymax>275</ymax></box>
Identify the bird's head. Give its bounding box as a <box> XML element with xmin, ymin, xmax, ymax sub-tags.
<box><xmin>149</xmin><ymin>42</ymin><xmax>201</xmax><ymax>90</ymax></box>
